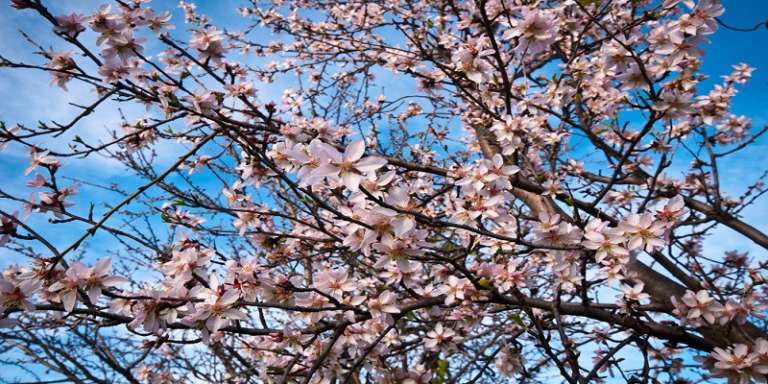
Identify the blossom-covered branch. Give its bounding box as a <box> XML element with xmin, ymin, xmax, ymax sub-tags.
<box><xmin>0</xmin><ymin>0</ymin><xmax>767</xmax><ymax>383</ymax></box>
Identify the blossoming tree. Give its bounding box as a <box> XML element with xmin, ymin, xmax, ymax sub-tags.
<box><xmin>0</xmin><ymin>0</ymin><xmax>767</xmax><ymax>382</ymax></box>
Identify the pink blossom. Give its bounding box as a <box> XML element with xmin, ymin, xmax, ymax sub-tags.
<box><xmin>672</xmin><ymin>290</ymin><xmax>724</xmax><ymax>326</ymax></box>
<box><xmin>190</xmin><ymin>27</ymin><xmax>226</xmax><ymax>63</ymax></box>
<box><xmin>437</xmin><ymin>276</ymin><xmax>470</xmax><ymax>306</ymax></box>
<box><xmin>186</xmin><ymin>274</ymin><xmax>245</xmax><ymax>333</ymax></box>
<box><xmin>503</xmin><ymin>8</ymin><xmax>558</xmax><ymax>55</ymax></box>
<box><xmin>48</xmin><ymin>258</ymin><xmax>127</xmax><ymax>311</ymax></box>
<box><xmin>618</xmin><ymin>213</ymin><xmax>666</xmax><ymax>252</ymax></box>
<box><xmin>312</xmin><ymin>140</ymin><xmax>387</xmax><ymax>191</ymax></box>
<box><xmin>0</xmin><ymin>277</ymin><xmax>38</xmax><ymax>312</ymax></box>
<box><xmin>367</xmin><ymin>290</ymin><xmax>400</xmax><ymax>318</ymax></box>
<box><xmin>102</xmin><ymin>29</ymin><xmax>146</xmax><ymax>62</ymax></box>
<box><xmin>54</xmin><ymin>13</ymin><xmax>86</xmax><ymax>38</ymax></box>
<box><xmin>425</xmin><ymin>323</ymin><xmax>462</xmax><ymax>351</ymax></box>
<box><xmin>315</xmin><ymin>269</ymin><xmax>356</xmax><ymax>300</ymax></box>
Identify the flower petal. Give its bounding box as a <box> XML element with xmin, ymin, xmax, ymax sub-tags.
<box><xmin>355</xmin><ymin>156</ymin><xmax>387</xmax><ymax>173</ymax></box>
<box><xmin>343</xmin><ymin>140</ymin><xmax>366</xmax><ymax>162</ymax></box>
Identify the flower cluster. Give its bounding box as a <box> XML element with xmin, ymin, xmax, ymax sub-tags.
<box><xmin>0</xmin><ymin>0</ymin><xmax>765</xmax><ymax>382</ymax></box>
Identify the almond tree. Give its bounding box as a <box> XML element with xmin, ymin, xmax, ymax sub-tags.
<box><xmin>0</xmin><ymin>0</ymin><xmax>767</xmax><ymax>383</ymax></box>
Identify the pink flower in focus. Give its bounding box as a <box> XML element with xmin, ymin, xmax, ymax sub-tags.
<box><xmin>312</xmin><ymin>140</ymin><xmax>387</xmax><ymax>191</ymax></box>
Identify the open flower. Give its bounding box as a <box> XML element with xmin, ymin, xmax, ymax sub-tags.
<box><xmin>25</xmin><ymin>148</ymin><xmax>59</xmax><ymax>175</ymax></box>
<box><xmin>187</xmin><ymin>274</ymin><xmax>246</xmax><ymax>333</ymax></box>
<box><xmin>503</xmin><ymin>8</ymin><xmax>558</xmax><ymax>55</ymax></box>
<box><xmin>48</xmin><ymin>258</ymin><xmax>127</xmax><ymax>311</ymax></box>
<box><xmin>0</xmin><ymin>277</ymin><xmax>38</xmax><ymax>312</ymax></box>
<box><xmin>367</xmin><ymin>290</ymin><xmax>400</xmax><ymax>318</ymax></box>
<box><xmin>48</xmin><ymin>262</ymin><xmax>85</xmax><ymax>312</ymax></box>
<box><xmin>621</xmin><ymin>282</ymin><xmax>650</xmax><ymax>304</ymax></box>
<box><xmin>582</xmin><ymin>220</ymin><xmax>628</xmax><ymax>264</ymax></box>
<box><xmin>438</xmin><ymin>276</ymin><xmax>470</xmax><ymax>306</ymax></box>
<box><xmin>54</xmin><ymin>13</ymin><xmax>86</xmax><ymax>38</ymax></box>
<box><xmin>709</xmin><ymin>343</ymin><xmax>768</xmax><ymax>384</ymax></box>
<box><xmin>425</xmin><ymin>323</ymin><xmax>462</xmax><ymax>351</ymax></box>
<box><xmin>671</xmin><ymin>290</ymin><xmax>724</xmax><ymax>326</ymax></box>
<box><xmin>312</xmin><ymin>140</ymin><xmax>387</xmax><ymax>191</ymax></box>
<box><xmin>78</xmin><ymin>257</ymin><xmax>128</xmax><ymax>303</ymax></box>
<box><xmin>315</xmin><ymin>269</ymin><xmax>356</xmax><ymax>300</ymax></box>
<box><xmin>619</xmin><ymin>213</ymin><xmax>666</xmax><ymax>252</ymax></box>
<box><xmin>190</xmin><ymin>27</ymin><xmax>225</xmax><ymax>63</ymax></box>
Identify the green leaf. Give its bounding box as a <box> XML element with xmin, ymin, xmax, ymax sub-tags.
<box><xmin>433</xmin><ymin>359</ymin><xmax>449</xmax><ymax>384</ymax></box>
<box><xmin>511</xmin><ymin>313</ymin><xmax>525</xmax><ymax>326</ymax></box>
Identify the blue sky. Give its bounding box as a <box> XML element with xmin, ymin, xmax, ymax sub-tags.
<box><xmin>0</xmin><ymin>0</ymin><xmax>766</xmax><ymax>381</ymax></box>
<box><xmin>681</xmin><ymin>0</ymin><xmax>768</xmax><ymax>257</ymax></box>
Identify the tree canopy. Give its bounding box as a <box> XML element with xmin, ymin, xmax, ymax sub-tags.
<box><xmin>1</xmin><ymin>0</ymin><xmax>768</xmax><ymax>383</ymax></box>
